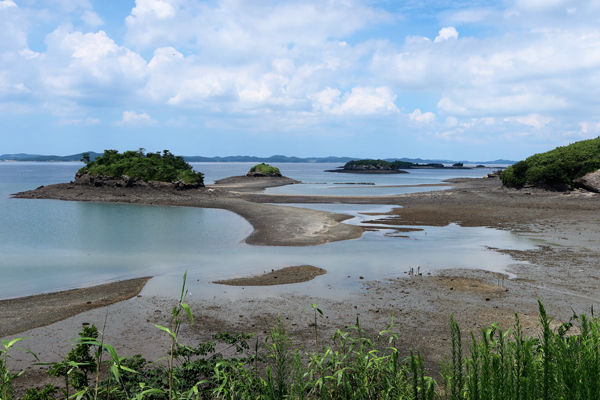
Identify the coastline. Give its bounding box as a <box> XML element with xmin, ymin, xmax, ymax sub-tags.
<box><xmin>5</xmin><ymin>175</ymin><xmax>600</xmax><ymax>392</ymax></box>
<box><xmin>12</xmin><ymin>179</ymin><xmax>364</xmax><ymax>247</ymax></box>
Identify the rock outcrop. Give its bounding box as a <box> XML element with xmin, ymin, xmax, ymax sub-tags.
<box><xmin>574</xmin><ymin>169</ymin><xmax>600</xmax><ymax>193</ymax></box>
<box><xmin>246</xmin><ymin>171</ymin><xmax>282</xmax><ymax>177</ymax></box>
<box><xmin>74</xmin><ymin>172</ymin><xmax>203</xmax><ymax>190</ymax></box>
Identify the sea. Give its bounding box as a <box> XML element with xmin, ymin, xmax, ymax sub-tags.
<box><xmin>0</xmin><ymin>162</ymin><xmax>536</xmax><ymax>301</ymax></box>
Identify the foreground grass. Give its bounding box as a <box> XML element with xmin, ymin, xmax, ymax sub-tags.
<box><xmin>2</xmin><ymin>276</ymin><xmax>599</xmax><ymax>399</ymax></box>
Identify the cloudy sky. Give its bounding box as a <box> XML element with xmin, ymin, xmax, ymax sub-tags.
<box><xmin>1</xmin><ymin>0</ymin><xmax>599</xmax><ymax>160</ymax></box>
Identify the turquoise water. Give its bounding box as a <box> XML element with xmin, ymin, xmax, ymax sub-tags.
<box><xmin>0</xmin><ymin>162</ymin><xmax>531</xmax><ymax>301</ymax></box>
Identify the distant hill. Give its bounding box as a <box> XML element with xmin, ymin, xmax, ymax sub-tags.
<box><xmin>0</xmin><ymin>153</ymin><xmax>43</xmax><ymax>160</ymax></box>
<box><xmin>0</xmin><ymin>152</ymin><xmax>516</xmax><ymax>165</ymax></box>
<box><xmin>388</xmin><ymin>158</ymin><xmax>515</xmax><ymax>165</ymax></box>
<box><xmin>0</xmin><ymin>152</ymin><xmax>103</xmax><ymax>162</ymax></box>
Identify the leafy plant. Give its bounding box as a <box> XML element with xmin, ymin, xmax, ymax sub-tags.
<box><xmin>248</xmin><ymin>163</ymin><xmax>281</xmax><ymax>175</ymax></box>
<box><xmin>1</xmin><ymin>338</ymin><xmax>38</xmax><ymax>400</ymax></box>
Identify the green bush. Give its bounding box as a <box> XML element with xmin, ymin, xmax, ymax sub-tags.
<box><xmin>78</xmin><ymin>149</ymin><xmax>204</xmax><ymax>185</ymax></box>
<box><xmin>501</xmin><ymin>137</ymin><xmax>600</xmax><ymax>186</ymax></box>
<box><xmin>249</xmin><ymin>163</ymin><xmax>281</xmax><ymax>175</ymax></box>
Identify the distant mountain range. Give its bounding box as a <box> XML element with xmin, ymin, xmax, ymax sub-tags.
<box><xmin>0</xmin><ymin>152</ymin><xmax>516</xmax><ymax>165</ymax></box>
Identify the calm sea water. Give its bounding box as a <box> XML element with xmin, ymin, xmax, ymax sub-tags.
<box><xmin>0</xmin><ymin>162</ymin><xmax>530</xmax><ymax>301</ymax></box>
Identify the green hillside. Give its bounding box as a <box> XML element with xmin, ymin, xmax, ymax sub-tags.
<box><xmin>501</xmin><ymin>137</ymin><xmax>600</xmax><ymax>186</ymax></box>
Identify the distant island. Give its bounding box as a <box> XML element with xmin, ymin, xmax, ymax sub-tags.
<box><xmin>325</xmin><ymin>159</ymin><xmax>478</xmax><ymax>174</ymax></box>
<box><xmin>0</xmin><ymin>152</ymin><xmax>516</xmax><ymax>165</ymax></box>
<box><xmin>75</xmin><ymin>149</ymin><xmax>204</xmax><ymax>189</ymax></box>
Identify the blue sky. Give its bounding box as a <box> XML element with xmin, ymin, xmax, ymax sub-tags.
<box><xmin>1</xmin><ymin>0</ymin><xmax>599</xmax><ymax>160</ymax></box>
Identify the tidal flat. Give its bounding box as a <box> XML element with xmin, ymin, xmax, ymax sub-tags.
<box><xmin>2</xmin><ymin>162</ymin><xmax>600</xmax><ymax>392</ymax></box>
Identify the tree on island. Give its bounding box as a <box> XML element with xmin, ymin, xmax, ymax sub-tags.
<box><xmin>343</xmin><ymin>159</ymin><xmax>416</xmax><ymax>170</ymax></box>
<box><xmin>79</xmin><ymin>149</ymin><xmax>204</xmax><ymax>185</ymax></box>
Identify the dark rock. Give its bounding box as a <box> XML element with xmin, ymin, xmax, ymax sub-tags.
<box><xmin>74</xmin><ymin>172</ymin><xmax>203</xmax><ymax>190</ymax></box>
<box><xmin>246</xmin><ymin>171</ymin><xmax>282</xmax><ymax>177</ymax></box>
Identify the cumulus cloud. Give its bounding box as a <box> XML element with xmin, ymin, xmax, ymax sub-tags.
<box><xmin>577</xmin><ymin>120</ymin><xmax>600</xmax><ymax>135</ymax></box>
<box><xmin>409</xmin><ymin>109</ymin><xmax>436</xmax><ymax>124</ymax></box>
<box><xmin>434</xmin><ymin>27</ymin><xmax>458</xmax><ymax>43</ymax></box>
<box><xmin>42</xmin><ymin>26</ymin><xmax>148</xmax><ymax>100</ymax></box>
<box><xmin>114</xmin><ymin>111</ymin><xmax>157</xmax><ymax>126</ymax></box>
<box><xmin>2</xmin><ymin>0</ymin><xmax>600</xmax><ymax>152</ymax></box>
<box><xmin>124</xmin><ymin>0</ymin><xmax>392</xmax><ymax>54</ymax></box>
<box><xmin>312</xmin><ymin>86</ymin><xmax>399</xmax><ymax>116</ymax></box>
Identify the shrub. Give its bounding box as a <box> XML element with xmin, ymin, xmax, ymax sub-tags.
<box><xmin>249</xmin><ymin>163</ymin><xmax>281</xmax><ymax>175</ymax></box>
<box><xmin>501</xmin><ymin>137</ymin><xmax>600</xmax><ymax>186</ymax></box>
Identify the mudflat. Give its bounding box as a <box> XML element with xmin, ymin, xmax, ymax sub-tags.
<box><xmin>0</xmin><ymin>277</ymin><xmax>150</xmax><ymax>338</ymax></box>
<box><xmin>214</xmin><ymin>265</ymin><xmax>327</xmax><ymax>286</ymax></box>
<box><xmin>5</xmin><ymin>176</ymin><xmax>600</xmax><ymax>392</ymax></box>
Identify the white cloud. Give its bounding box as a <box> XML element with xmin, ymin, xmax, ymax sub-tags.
<box><xmin>0</xmin><ymin>0</ymin><xmax>17</xmax><ymax>9</ymax></box>
<box><xmin>43</xmin><ymin>27</ymin><xmax>148</xmax><ymax>100</ymax></box>
<box><xmin>115</xmin><ymin>111</ymin><xmax>157</xmax><ymax>126</ymax></box>
<box><xmin>312</xmin><ymin>86</ymin><xmax>398</xmax><ymax>116</ymax></box>
<box><xmin>437</xmin><ymin>98</ymin><xmax>468</xmax><ymax>115</ymax></box>
<box><xmin>124</xmin><ymin>0</ymin><xmax>392</xmax><ymax>54</ymax></box>
<box><xmin>434</xmin><ymin>26</ymin><xmax>458</xmax><ymax>43</ymax></box>
<box><xmin>409</xmin><ymin>109</ymin><xmax>436</xmax><ymax>123</ymax></box>
<box><xmin>504</xmin><ymin>114</ymin><xmax>553</xmax><ymax>129</ymax></box>
<box><xmin>578</xmin><ymin>121</ymin><xmax>600</xmax><ymax>135</ymax></box>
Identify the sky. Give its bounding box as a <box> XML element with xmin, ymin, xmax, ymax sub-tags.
<box><xmin>1</xmin><ymin>0</ymin><xmax>599</xmax><ymax>160</ymax></box>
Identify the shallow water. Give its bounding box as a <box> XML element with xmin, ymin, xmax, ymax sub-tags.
<box><xmin>0</xmin><ymin>162</ymin><xmax>531</xmax><ymax>301</ymax></box>
<box><xmin>194</xmin><ymin>162</ymin><xmax>501</xmax><ymax>196</ymax></box>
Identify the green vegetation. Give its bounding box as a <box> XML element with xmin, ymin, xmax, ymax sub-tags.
<box><xmin>501</xmin><ymin>137</ymin><xmax>600</xmax><ymax>186</ymax></box>
<box><xmin>78</xmin><ymin>149</ymin><xmax>204</xmax><ymax>185</ymax></box>
<box><xmin>344</xmin><ymin>159</ymin><xmax>417</xmax><ymax>170</ymax></box>
<box><xmin>248</xmin><ymin>163</ymin><xmax>281</xmax><ymax>175</ymax></box>
<box><xmin>4</xmin><ymin>274</ymin><xmax>600</xmax><ymax>400</ymax></box>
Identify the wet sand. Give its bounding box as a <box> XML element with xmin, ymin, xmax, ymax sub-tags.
<box><xmin>0</xmin><ymin>277</ymin><xmax>150</xmax><ymax>337</ymax></box>
<box><xmin>214</xmin><ymin>265</ymin><xmax>327</xmax><ymax>286</ymax></box>
<box><xmin>6</xmin><ymin>176</ymin><xmax>600</xmax><ymax>393</ymax></box>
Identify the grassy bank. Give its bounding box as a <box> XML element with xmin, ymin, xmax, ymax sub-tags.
<box><xmin>2</xmin><ymin>275</ymin><xmax>599</xmax><ymax>400</ymax></box>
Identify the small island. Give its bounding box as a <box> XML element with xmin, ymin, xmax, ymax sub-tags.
<box><xmin>325</xmin><ymin>159</ymin><xmax>410</xmax><ymax>174</ymax></box>
<box><xmin>325</xmin><ymin>159</ymin><xmax>474</xmax><ymax>174</ymax></box>
<box><xmin>212</xmin><ymin>163</ymin><xmax>300</xmax><ymax>189</ymax></box>
<box><xmin>75</xmin><ymin>149</ymin><xmax>205</xmax><ymax>190</ymax></box>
